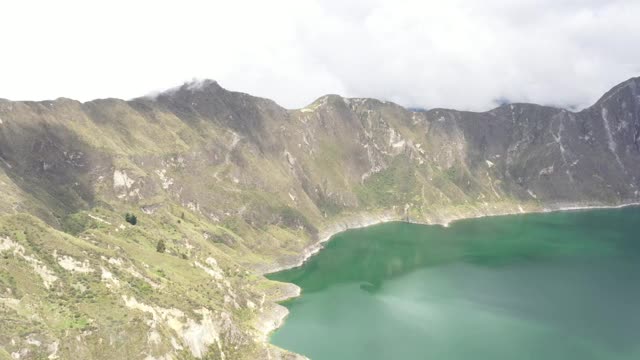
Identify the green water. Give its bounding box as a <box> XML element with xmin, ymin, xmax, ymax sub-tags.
<box><xmin>268</xmin><ymin>207</ymin><xmax>640</xmax><ymax>360</ymax></box>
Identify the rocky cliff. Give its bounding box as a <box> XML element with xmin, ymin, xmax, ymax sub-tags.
<box><xmin>0</xmin><ymin>77</ymin><xmax>638</xmax><ymax>359</ymax></box>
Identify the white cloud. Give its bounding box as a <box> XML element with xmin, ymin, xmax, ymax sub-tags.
<box><xmin>1</xmin><ymin>0</ymin><xmax>639</xmax><ymax>111</ymax></box>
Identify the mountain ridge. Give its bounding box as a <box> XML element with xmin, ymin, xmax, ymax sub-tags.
<box><xmin>149</xmin><ymin>75</ymin><xmax>640</xmax><ymax>113</ymax></box>
<box><xmin>3</xmin><ymin>75</ymin><xmax>638</xmax><ymax>115</ymax></box>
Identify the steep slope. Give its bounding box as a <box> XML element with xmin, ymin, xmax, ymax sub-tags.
<box><xmin>0</xmin><ymin>77</ymin><xmax>639</xmax><ymax>359</ymax></box>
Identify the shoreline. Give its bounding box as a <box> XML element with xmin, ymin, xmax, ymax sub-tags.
<box><xmin>264</xmin><ymin>200</ymin><xmax>640</xmax><ymax>276</ymax></box>
<box><xmin>438</xmin><ymin>201</ymin><xmax>640</xmax><ymax>227</ymax></box>
<box><xmin>263</xmin><ymin>212</ymin><xmax>398</xmax><ymax>275</ymax></box>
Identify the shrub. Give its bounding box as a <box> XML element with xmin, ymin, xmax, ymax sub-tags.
<box><xmin>125</xmin><ymin>213</ymin><xmax>138</xmax><ymax>225</ymax></box>
<box><xmin>156</xmin><ymin>239</ymin><xmax>166</xmax><ymax>253</ymax></box>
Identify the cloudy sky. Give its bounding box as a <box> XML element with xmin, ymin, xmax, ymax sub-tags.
<box><xmin>2</xmin><ymin>0</ymin><xmax>639</xmax><ymax>111</ymax></box>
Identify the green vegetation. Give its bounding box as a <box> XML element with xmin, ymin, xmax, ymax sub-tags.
<box><xmin>355</xmin><ymin>155</ymin><xmax>419</xmax><ymax>207</ymax></box>
<box><xmin>156</xmin><ymin>239</ymin><xmax>166</xmax><ymax>253</ymax></box>
<box><xmin>125</xmin><ymin>213</ymin><xmax>138</xmax><ymax>225</ymax></box>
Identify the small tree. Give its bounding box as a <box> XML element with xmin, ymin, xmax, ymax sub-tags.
<box><xmin>156</xmin><ymin>239</ymin><xmax>166</xmax><ymax>253</ymax></box>
<box><xmin>125</xmin><ymin>213</ymin><xmax>137</xmax><ymax>225</ymax></box>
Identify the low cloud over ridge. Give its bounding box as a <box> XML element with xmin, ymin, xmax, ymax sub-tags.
<box><xmin>1</xmin><ymin>0</ymin><xmax>639</xmax><ymax>111</ymax></box>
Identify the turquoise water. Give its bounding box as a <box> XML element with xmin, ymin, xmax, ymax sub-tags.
<box><xmin>268</xmin><ymin>207</ymin><xmax>640</xmax><ymax>359</ymax></box>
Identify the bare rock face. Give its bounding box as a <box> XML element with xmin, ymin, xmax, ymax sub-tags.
<box><xmin>0</xmin><ymin>77</ymin><xmax>639</xmax><ymax>359</ymax></box>
<box><xmin>445</xmin><ymin>78</ymin><xmax>640</xmax><ymax>204</ymax></box>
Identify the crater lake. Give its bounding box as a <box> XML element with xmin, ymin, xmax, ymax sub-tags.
<box><xmin>268</xmin><ymin>206</ymin><xmax>640</xmax><ymax>360</ymax></box>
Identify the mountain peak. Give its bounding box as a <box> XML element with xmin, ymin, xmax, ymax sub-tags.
<box><xmin>182</xmin><ymin>79</ymin><xmax>222</xmax><ymax>92</ymax></box>
<box><xmin>299</xmin><ymin>94</ymin><xmax>391</xmax><ymax>113</ymax></box>
<box><xmin>152</xmin><ymin>79</ymin><xmax>223</xmax><ymax>99</ymax></box>
<box><xmin>593</xmin><ymin>76</ymin><xmax>640</xmax><ymax>108</ymax></box>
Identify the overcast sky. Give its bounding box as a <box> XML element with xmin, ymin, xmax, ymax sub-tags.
<box><xmin>1</xmin><ymin>0</ymin><xmax>639</xmax><ymax>111</ymax></box>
